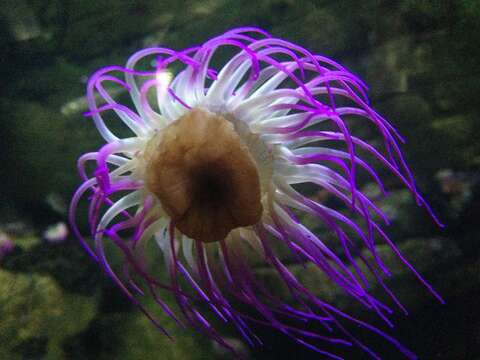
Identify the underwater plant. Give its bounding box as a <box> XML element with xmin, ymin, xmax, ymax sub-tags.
<box><xmin>70</xmin><ymin>27</ymin><xmax>443</xmax><ymax>359</ymax></box>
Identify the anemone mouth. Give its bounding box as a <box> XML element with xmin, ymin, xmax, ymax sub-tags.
<box><xmin>145</xmin><ymin>108</ymin><xmax>263</xmax><ymax>242</ymax></box>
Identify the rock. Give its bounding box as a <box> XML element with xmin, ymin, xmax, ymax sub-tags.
<box><xmin>0</xmin><ymin>270</ymin><xmax>96</xmax><ymax>359</ymax></box>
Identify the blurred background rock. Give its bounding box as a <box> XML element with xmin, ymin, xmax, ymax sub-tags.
<box><xmin>0</xmin><ymin>0</ymin><xmax>479</xmax><ymax>359</ymax></box>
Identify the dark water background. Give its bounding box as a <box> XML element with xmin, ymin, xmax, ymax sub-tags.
<box><xmin>1</xmin><ymin>1</ymin><xmax>479</xmax><ymax>359</ymax></box>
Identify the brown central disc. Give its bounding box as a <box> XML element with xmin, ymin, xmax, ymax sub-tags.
<box><xmin>144</xmin><ymin>108</ymin><xmax>263</xmax><ymax>242</ymax></box>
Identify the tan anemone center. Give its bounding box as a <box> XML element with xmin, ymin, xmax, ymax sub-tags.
<box><xmin>144</xmin><ymin>108</ymin><xmax>263</xmax><ymax>243</ymax></box>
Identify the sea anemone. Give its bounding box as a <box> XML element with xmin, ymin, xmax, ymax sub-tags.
<box><xmin>0</xmin><ymin>231</ymin><xmax>14</xmax><ymax>263</ymax></box>
<box><xmin>43</xmin><ymin>222</ymin><xmax>69</xmax><ymax>243</ymax></box>
<box><xmin>70</xmin><ymin>27</ymin><xmax>442</xmax><ymax>359</ymax></box>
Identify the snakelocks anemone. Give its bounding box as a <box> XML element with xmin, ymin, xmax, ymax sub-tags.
<box><xmin>70</xmin><ymin>27</ymin><xmax>443</xmax><ymax>359</ymax></box>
